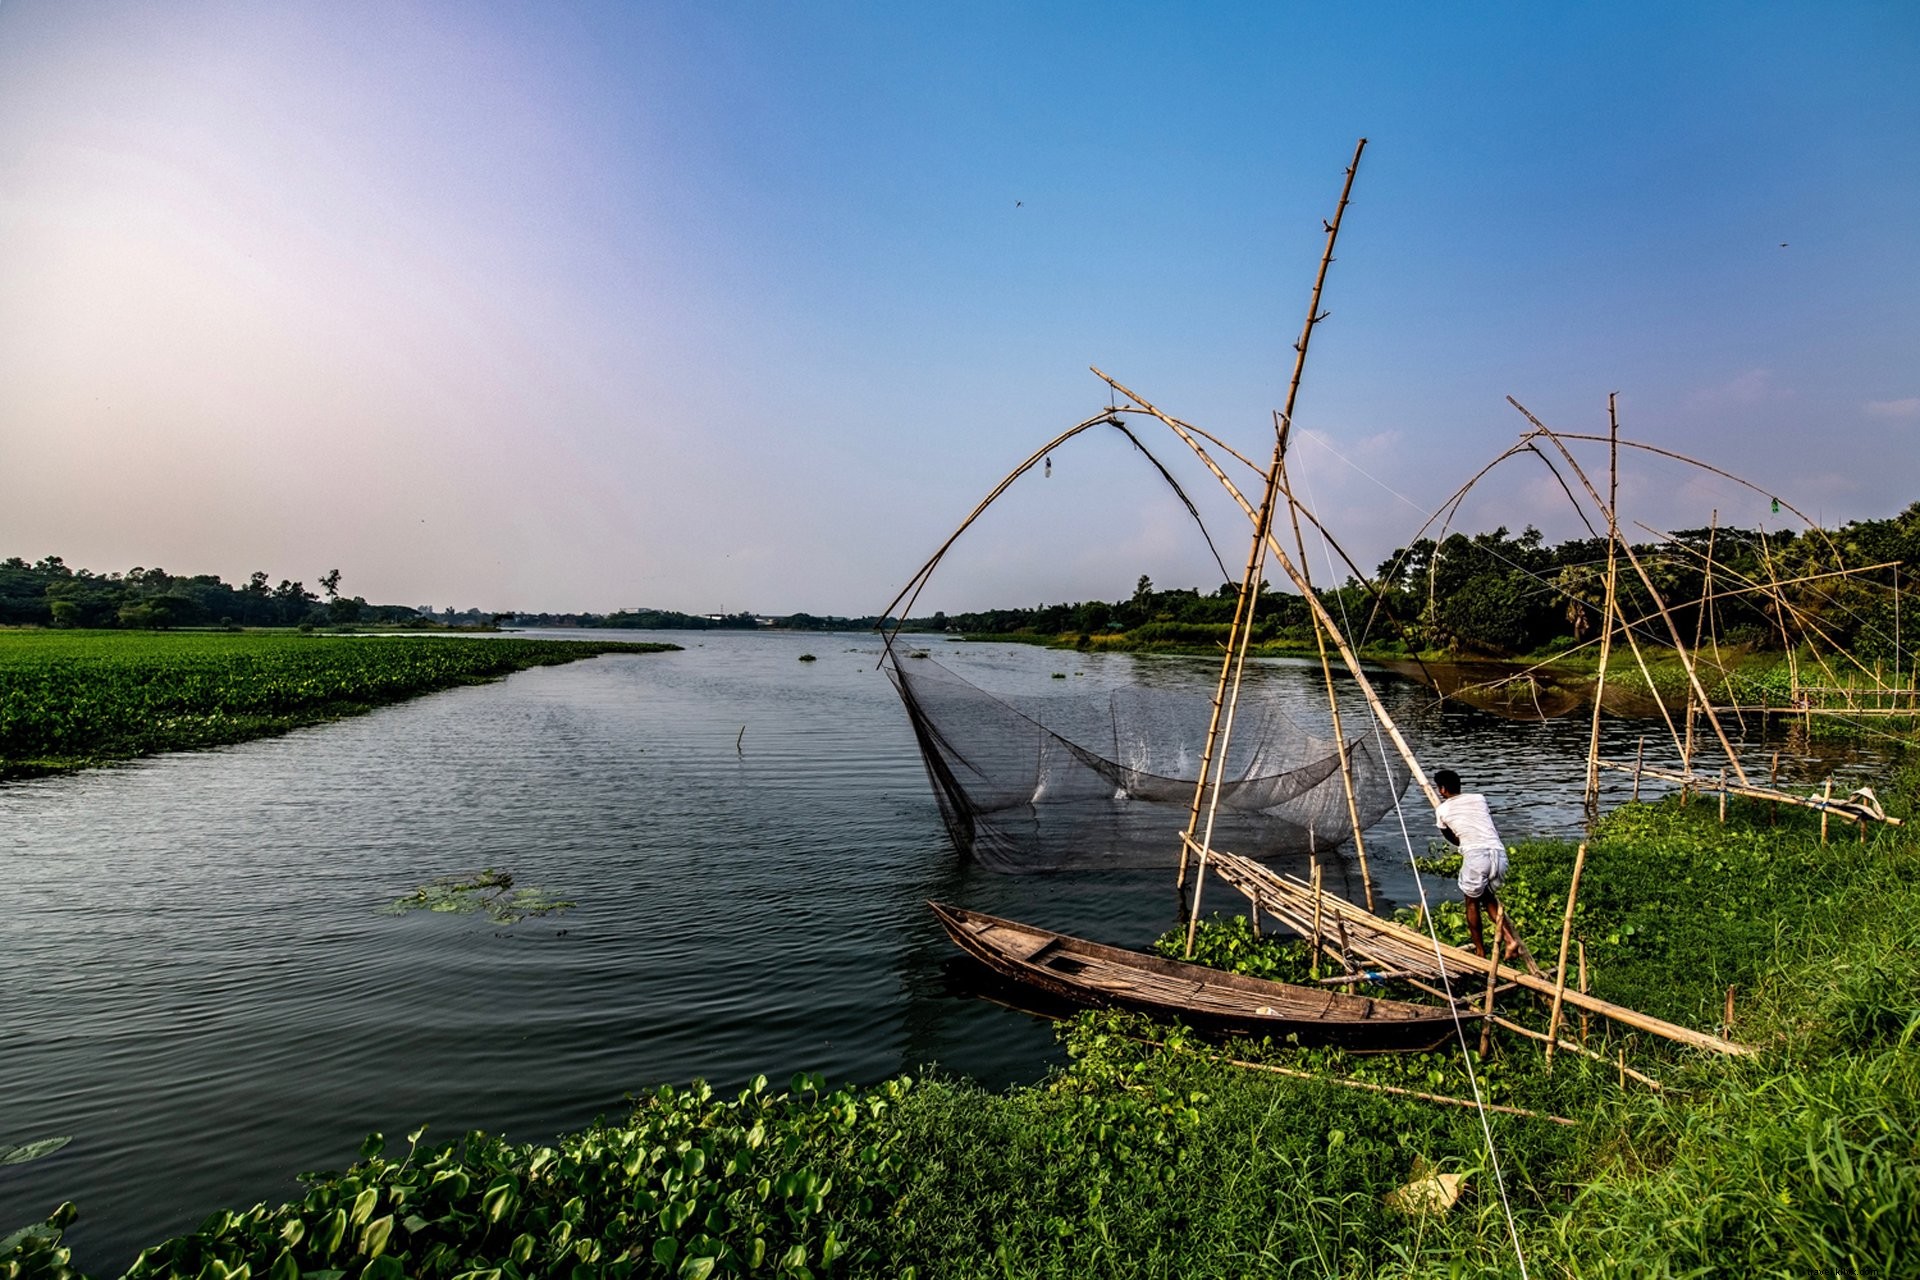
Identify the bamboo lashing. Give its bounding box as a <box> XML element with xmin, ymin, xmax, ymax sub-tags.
<box><xmin>1544</xmin><ymin>842</ymin><xmax>1589</xmax><ymax>1066</ymax></box>
<box><xmin>1210</xmin><ymin>850</ymin><xmax>1755</xmax><ymax>1055</ymax></box>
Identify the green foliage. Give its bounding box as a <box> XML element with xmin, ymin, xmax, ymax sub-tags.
<box><xmin>0</xmin><ymin>632</ymin><xmax>677</xmax><ymax>778</ymax></box>
<box><xmin>6</xmin><ymin>1076</ymin><xmax>915</xmax><ymax>1280</ymax></box>
<box><xmin>380</xmin><ymin>870</ymin><xmax>575</xmax><ymax>925</ymax></box>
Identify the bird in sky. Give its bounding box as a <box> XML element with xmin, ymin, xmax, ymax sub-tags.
<box><xmin>1015</xmin><ymin>200</ymin><xmax>1023</xmax><ymax>207</ymax></box>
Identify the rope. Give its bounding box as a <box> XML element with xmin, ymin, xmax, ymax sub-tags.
<box><xmin>1299</xmin><ymin>461</ymin><xmax>1532</xmax><ymax>1278</ymax></box>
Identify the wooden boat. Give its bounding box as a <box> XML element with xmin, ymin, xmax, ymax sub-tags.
<box><xmin>930</xmin><ymin>901</ymin><xmax>1470</xmax><ymax>1053</ymax></box>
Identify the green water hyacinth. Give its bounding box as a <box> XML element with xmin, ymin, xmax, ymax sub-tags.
<box><xmin>379</xmin><ymin>870</ymin><xmax>575</xmax><ymax>925</ymax></box>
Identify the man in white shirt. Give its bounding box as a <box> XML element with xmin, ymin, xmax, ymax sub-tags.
<box><xmin>1433</xmin><ymin>768</ymin><xmax>1521</xmax><ymax>959</ymax></box>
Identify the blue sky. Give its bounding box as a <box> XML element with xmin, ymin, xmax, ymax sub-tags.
<box><xmin>2</xmin><ymin>1</ymin><xmax>1915</xmax><ymax>614</ymax></box>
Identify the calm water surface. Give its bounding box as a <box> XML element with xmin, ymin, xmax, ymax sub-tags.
<box><xmin>0</xmin><ymin>630</ymin><xmax>1874</xmax><ymax>1270</ymax></box>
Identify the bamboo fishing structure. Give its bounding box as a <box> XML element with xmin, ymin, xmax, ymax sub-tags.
<box><xmin>890</xmin><ymin>137</ymin><xmax>1917</xmax><ymax>1114</ymax></box>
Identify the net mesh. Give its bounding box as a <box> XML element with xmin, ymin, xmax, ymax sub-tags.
<box><xmin>887</xmin><ymin>653</ymin><xmax>1415</xmax><ymax>872</ymax></box>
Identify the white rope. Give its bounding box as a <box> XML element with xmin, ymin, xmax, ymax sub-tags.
<box><xmin>1298</xmin><ymin>459</ymin><xmax>1532</xmax><ymax>1277</ymax></box>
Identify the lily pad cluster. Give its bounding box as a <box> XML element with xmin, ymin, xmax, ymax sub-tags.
<box><xmin>380</xmin><ymin>870</ymin><xmax>575</xmax><ymax>925</ymax></box>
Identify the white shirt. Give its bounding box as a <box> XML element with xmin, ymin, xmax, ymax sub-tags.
<box><xmin>1436</xmin><ymin>793</ymin><xmax>1503</xmax><ymax>852</ymax></box>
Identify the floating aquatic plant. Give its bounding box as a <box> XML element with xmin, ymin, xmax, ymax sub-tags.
<box><xmin>381</xmin><ymin>869</ymin><xmax>575</xmax><ymax>925</ymax></box>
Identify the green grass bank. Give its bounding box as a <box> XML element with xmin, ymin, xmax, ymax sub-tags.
<box><xmin>6</xmin><ymin>754</ymin><xmax>1915</xmax><ymax>1278</ymax></box>
<box><xmin>0</xmin><ymin>630</ymin><xmax>678</xmax><ymax>779</ymax></box>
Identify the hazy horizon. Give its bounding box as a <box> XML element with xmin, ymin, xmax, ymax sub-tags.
<box><xmin>4</xmin><ymin>2</ymin><xmax>1916</xmax><ymax>618</ymax></box>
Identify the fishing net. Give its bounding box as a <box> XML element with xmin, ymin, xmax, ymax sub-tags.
<box><xmin>887</xmin><ymin>653</ymin><xmax>1416</xmax><ymax>872</ymax></box>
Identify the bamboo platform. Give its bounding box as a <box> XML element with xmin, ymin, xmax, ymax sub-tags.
<box><xmin>1210</xmin><ymin>850</ymin><xmax>1755</xmax><ymax>1056</ymax></box>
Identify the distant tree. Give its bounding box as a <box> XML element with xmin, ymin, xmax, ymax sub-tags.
<box><xmin>319</xmin><ymin>569</ymin><xmax>343</xmax><ymax>601</ymax></box>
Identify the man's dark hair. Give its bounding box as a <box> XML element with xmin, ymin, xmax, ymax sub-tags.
<box><xmin>1433</xmin><ymin>768</ymin><xmax>1462</xmax><ymax>793</ymax></box>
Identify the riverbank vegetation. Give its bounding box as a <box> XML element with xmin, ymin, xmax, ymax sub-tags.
<box><xmin>0</xmin><ymin>632</ymin><xmax>677</xmax><ymax>779</ymax></box>
<box><xmin>909</xmin><ymin>500</ymin><xmax>1920</xmax><ymax>666</ymax></box>
<box><xmin>7</xmin><ymin>755</ymin><xmax>1913</xmax><ymax>1277</ymax></box>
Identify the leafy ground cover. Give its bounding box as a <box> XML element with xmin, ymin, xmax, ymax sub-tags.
<box><xmin>6</xmin><ymin>760</ymin><xmax>1916</xmax><ymax>1277</ymax></box>
<box><xmin>0</xmin><ymin>631</ymin><xmax>677</xmax><ymax>778</ymax></box>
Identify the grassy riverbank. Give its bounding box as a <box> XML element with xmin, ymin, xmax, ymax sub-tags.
<box><xmin>0</xmin><ymin>631</ymin><xmax>678</xmax><ymax>779</ymax></box>
<box><xmin>6</xmin><ymin>757</ymin><xmax>1914</xmax><ymax>1277</ymax></box>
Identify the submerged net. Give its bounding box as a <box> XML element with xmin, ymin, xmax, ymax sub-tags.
<box><xmin>887</xmin><ymin>652</ymin><xmax>1415</xmax><ymax>873</ymax></box>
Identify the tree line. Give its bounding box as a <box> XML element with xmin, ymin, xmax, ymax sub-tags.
<box><xmin>910</xmin><ymin>500</ymin><xmax>1920</xmax><ymax>660</ymax></box>
<box><xmin>0</xmin><ymin>557</ymin><xmax>421</xmax><ymax>629</ymax></box>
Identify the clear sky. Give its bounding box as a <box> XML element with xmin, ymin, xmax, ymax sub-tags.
<box><xmin>2</xmin><ymin>2</ymin><xmax>1915</xmax><ymax>616</ymax></box>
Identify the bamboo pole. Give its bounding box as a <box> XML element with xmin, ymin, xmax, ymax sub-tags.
<box><xmin>1719</xmin><ymin>768</ymin><xmax>1728</xmax><ymax>823</ymax></box>
<box><xmin>1584</xmin><ymin>398</ymin><xmax>1622</xmax><ymax>828</ymax></box>
<box><xmin>1770</xmin><ymin>751</ymin><xmax>1780</xmax><ymax>826</ymax></box>
<box><xmin>1334</xmin><ymin>915</ymin><xmax>1356</xmax><ymax>995</ymax></box>
<box><xmin>1180</xmin><ymin>139</ymin><xmax>1366</xmax><ymax>951</ymax></box>
<box><xmin>1310</xmin><ymin>858</ymin><xmax>1325</xmax><ymax>980</ymax></box>
<box><xmin>1724</xmin><ymin>984</ymin><xmax>1736</xmax><ymax>1034</ymax></box>
<box><xmin>1224</xmin><ymin>1055</ymin><xmax>1577</xmax><ymax>1125</ymax></box>
<box><xmin>1577</xmin><ymin>941</ymin><xmax>1590</xmax><ymax>1046</ymax></box>
<box><xmin>1681</xmin><ymin>511</ymin><xmax>1718</xmax><ymax>784</ymax></box>
<box><xmin>1489</xmin><ymin>1016</ymin><xmax>1663</xmax><ymax>1091</ymax></box>
<box><xmin>1633</xmin><ymin>737</ymin><xmax>1644</xmax><ymax>801</ymax></box>
<box><xmin>1821</xmin><ymin>777</ymin><xmax>1832</xmax><ymax>845</ymax></box>
<box><xmin>1178</xmin><ymin>453</ymin><xmax>1280</xmax><ymax>895</ymax></box>
<box><xmin>1544</xmin><ymin>841</ymin><xmax>1589</xmax><ymax>1066</ymax></box>
<box><xmin>1278</xmin><ymin>414</ymin><xmax>1374</xmax><ymax>910</ymax></box>
<box><xmin>1478</xmin><ymin>918</ymin><xmax>1506</xmax><ymax>1056</ymax></box>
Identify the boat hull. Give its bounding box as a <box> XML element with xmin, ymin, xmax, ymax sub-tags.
<box><xmin>930</xmin><ymin>901</ymin><xmax>1468</xmax><ymax>1053</ymax></box>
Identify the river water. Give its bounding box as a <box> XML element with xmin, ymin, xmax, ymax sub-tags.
<box><xmin>0</xmin><ymin>630</ymin><xmax>1878</xmax><ymax>1271</ymax></box>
